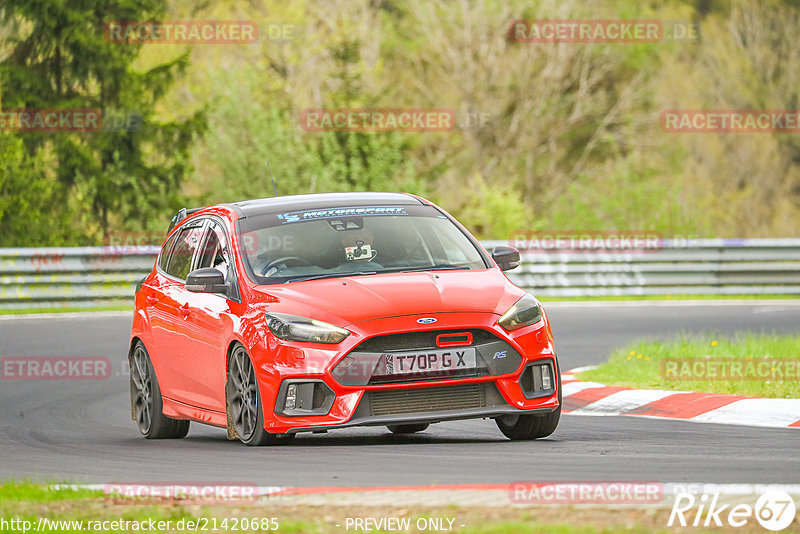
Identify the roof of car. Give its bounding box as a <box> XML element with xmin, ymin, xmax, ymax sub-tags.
<box><xmin>226</xmin><ymin>192</ymin><xmax>426</xmax><ymax>218</ymax></box>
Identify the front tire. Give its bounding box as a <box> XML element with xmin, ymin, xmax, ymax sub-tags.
<box><xmin>226</xmin><ymin>344</ymin><xmax>294</xmax><ymax>446</ymax></box>
<box><xmin>129</xmin><ymin>342</ymin><xmax>190</xmax><ymax>439</ymax></box>
<box><xmin>496</xmin><ymin>357</ymin><xmax>562</xmax><ymax>440</ymax></box>
<box><xmin>495</xmin><ymin>408</ymin><xmax>560</xmax><ymax>440</ymax></box>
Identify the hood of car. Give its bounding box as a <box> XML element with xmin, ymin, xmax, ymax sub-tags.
<box><xmin>251</xmin><ymin>269</ymin><xmax>524</xmax><ymax>326</ymax></box>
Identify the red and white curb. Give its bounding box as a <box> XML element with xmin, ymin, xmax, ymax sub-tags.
<box><xmin>561</xmin><ymin>366</ymin><xmax>800</xmax><ymax>429</ymax></box>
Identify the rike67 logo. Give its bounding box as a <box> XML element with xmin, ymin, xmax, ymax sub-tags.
<box><xmin>669</xmin><ymin>490</ymin><xmax>796</xmax><ymax>531</ymax></box>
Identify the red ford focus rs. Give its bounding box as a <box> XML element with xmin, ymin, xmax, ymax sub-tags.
<box><xmin>129</xmin><ymin>192</ymin><xmax>561</xmax><ymax>445</ymax></box>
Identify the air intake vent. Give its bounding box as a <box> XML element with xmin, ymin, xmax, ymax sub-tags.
<box><xmin>519</xmin><ymin>361</ymin><xmax>556</xmax><ymax>399</ymax></box>
<box><xmin>370</xmin><ymin>384</ymin><xmax>485</xmax><ymax>416</ymax></box>
<box><xmin>355</xmin><ymin>329</ymin><xmax>496</xmax><ymax>352</ymax></box>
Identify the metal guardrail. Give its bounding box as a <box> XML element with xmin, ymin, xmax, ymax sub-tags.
<box><xmin>484</xmin><ymin>238</ymin><xmax>800</xmax><ymax>297</ymax></box>
<box><xmin>1</xmin><ymin>239</ymin><xmax>799</xmax><ymax>309</ymax></box>
<box><xmin>0</xmin><ymin>247</ymin><xmax>159</xmax><ymax>309</ymax></box>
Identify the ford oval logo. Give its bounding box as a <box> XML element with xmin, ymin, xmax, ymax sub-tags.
<box><xmin>417</xmin><ymin>317</ymin><xmax>437</xmax><ymax>324</ymax></box>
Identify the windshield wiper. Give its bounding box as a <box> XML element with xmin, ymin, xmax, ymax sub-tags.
<box><xmin>394</xmin><ymin>265</ymin><xmax>468</xmax><ymax>273</ymax></box>
<box><xmin>286</xmin><ymin>265</ymin><xmax>466</xmax><ymax>282</ymax></box>
<box><xmin>286</xmin><ymin>271</ymin><xmax>377</xmax><ymax>283</ymax></box>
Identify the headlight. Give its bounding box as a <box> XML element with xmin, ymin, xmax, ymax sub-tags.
<box><xmin>265</xmin><ymin>313</ymin><xmax>350</xmax><ymax>344</ymax></box>
<box><xmin>498</xmin><ymin>294</ymin><xmax>542</xmax><ymax>331</ymax></box>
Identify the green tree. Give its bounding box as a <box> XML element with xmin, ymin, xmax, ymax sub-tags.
<box><xmin>0</xmin><ymin>0</ymin><xmax>205</xmax><ymax>245</ymax></box>
<box><xmin>0</xmin><ymin>132</ymin><xmax>75</xmax><ymax>246</ymax></box>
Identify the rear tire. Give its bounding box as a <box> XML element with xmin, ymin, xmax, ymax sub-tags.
<box><xmin>129</xmin><ymin>342</ymin><xmax>190</xmax><ymax>439</ymax></box>
<box><xmin>226</xmin><ymin>344</ymin><xmax>295</xmax><ymax>446</ymax></box>
<box><xmin>387</xmin><ymin>423</ymin><xmax>430</xmax><ymax>434</ymax></box>
<box><xmin>496</xmin><ymin>357</ymin><xmax>562</xmax><ymax>440</ymax></box>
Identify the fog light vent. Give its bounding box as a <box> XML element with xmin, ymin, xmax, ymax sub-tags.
<box><xmin>519</xmin><ymin>361</ymin><xmax>556</xmax><ymax>399</ymax></box>
<box><xmin>276</xmin><ymin>380</ymin><xmax>335</xmax><ymax>416</ymax></box>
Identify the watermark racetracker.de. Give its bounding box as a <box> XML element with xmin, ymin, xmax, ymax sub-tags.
<box><xmin>1</xmin><ymin>357</ymin><xmax>111</xmax><ymax>380</ymax></box>
<box><xmin>508</xmin><ymin>19</ymin><xmax>699</xmax><ymax>43</ymax></box>
<box><xmin>105</xmin><ymin>231</ymin><xmax>165</xmax><ymax>253</ymax></box>
<box><xmin>104</xmin><ymin>482</ymin><xmax>262</xmax><ymax>505</ymax></box>
<box><xmin>300</xmin><ymin>108</ymin><xmax>456</xmax><ymax>132</ymax></box>
<box><xmin>509</xmin><ymin>230</ymin><xmax>668</xmax><ymax>254</ymax></box>
<box><xmin>0</xmin><ymin>109</ymin><xmax>101</xmax><ymax>132</ymax></box>
<box><xmin>0</xmin><ymin>109</ymin><xmax>143</xmax><ymax>132</ymax></box>
<box><xmin>509</xmin><ymin>481</ymin><xmax>664</xmax><ymax>504</ymax></box>
<box><xmin>104</xmin><ymin>20</ymin><xmax>300</xmax><ymax>44</ymax></box>
<box><xmin>661</xmin><ymin>358</ymin><xmax>800</xmax><ymax>381</ymax></box>
<box><xmin>104</xmin><ymin>230</ymin><xmax>288</xmax><ymax>257</ymax></box>
<box><xmin>661</xmin><ymin>109</ymin><xmax>800</xmax><ymax>133</ymax></box>
<box><xmin>104</xmin><ymin>20</ymin><xmax>258</xmax><ymax>44</ymax></box>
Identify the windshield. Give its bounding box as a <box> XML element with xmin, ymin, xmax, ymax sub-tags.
<box><xmin>237</xmin><ymin>205</ymin><xmax>488</xmax><ymax>284</ymax></box>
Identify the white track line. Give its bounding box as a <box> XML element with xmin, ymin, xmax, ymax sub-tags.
<box><xmin>561</xmin><ymin>381</ymin><xmax>608</xmax><ymax>396</ymax></box>
<box><xmin>564</xmin><ymin>365</ymin><xmax>598</xmax><ymax>374</ymax></box>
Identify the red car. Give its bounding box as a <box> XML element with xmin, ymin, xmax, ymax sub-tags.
<box><xmin>129</xmin><ymin>192</ymin><xmax>561</xmax><ymax>445</ymax></box>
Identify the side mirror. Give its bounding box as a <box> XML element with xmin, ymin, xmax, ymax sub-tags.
<box><xmin>491</xmin><ymin>245</ymin><xmax>521</xmax><ymax>271</ymax></box>
<box><xmin>186</xmin><ymin>268</ymin><xmax>229</xmax><ymax>295</ymax></box>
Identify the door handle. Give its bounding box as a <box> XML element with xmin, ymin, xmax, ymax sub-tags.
<box><xmin>146</xmin><ymin>296</ymin><xmax>158</xmax><ymax>306</ymax></box>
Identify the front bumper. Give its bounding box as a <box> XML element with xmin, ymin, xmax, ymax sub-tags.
<box><xmin>251</xmin><ymin>312</ymin><xmax>559</xmax><ymax>434</ymax></box>
<box><xmin>285</xmin><ymin>381</ymin><xmax>556</xmax><ymax>433</ymax></box>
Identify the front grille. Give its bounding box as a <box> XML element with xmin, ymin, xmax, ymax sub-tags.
<box><xmin>333</xmin><ymin>328</ymin><xmax>523</xmax><ymax>386</ymax></box>
<box><xmin>370</xmin><ymin>384</ymin><xmax>485</xmax><ymax>416</ymax></box>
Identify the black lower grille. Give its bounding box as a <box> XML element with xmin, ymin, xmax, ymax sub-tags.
<box><xmin>370</xmin><ymin>384</ymin><xmax>485</xmax><ymax>416</ymax></box>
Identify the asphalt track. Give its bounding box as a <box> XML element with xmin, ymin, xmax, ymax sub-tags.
<box><xmin>1</xmin><ymin>302</ymin><xmax>799</xmax><ymax>486</ymax></box>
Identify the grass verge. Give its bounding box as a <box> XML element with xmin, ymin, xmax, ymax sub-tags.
<box><xmin>0</xmin><ymin>483</ymin><xmax>673</xmax><ymax>534</ymax></box>
<box><xmin>581</xmin><ymin>333</ymin><xmax>800</xmax><ymax>398</ymax></box>
<box><xmin>3</xmin><ymin>481</ymin><xmax>796</xmax><ymax>533</ymax></box>
<box><xmin>0</xmin><ymin>305</ymin><xmax>133</xmax><ymax>316</ymax></box>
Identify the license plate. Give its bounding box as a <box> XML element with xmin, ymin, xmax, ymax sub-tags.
<box><xmin>380</xmin><ymin>348</ymin><xmax>477</xmax><ymax>376</ymax></box>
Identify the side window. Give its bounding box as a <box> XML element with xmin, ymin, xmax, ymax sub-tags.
<box><xmin>164</xmin><ymin>223</ymin><xmax>205</xmax><ymax>281</ymax></box>
<box><xmin>158</xmin><ymin>232</ymin><xmax>178</xmax><ymax>272</ymax></box>
<box><xmin>196</xmin><ymin>220</ymin><xmax>232</xmax><ymax>282</ymax></box>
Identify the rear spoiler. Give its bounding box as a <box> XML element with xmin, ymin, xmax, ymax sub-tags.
<box><xmin>166</xmin><ymin>207</ymin><xmax>203</xmax><ymax>234</ymax></box>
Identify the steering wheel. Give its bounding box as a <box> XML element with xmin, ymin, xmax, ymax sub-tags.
<box><xmin>261</xmin><ymin>256</ymin><xmax>312</xmax><ymax>275</ymax></box>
